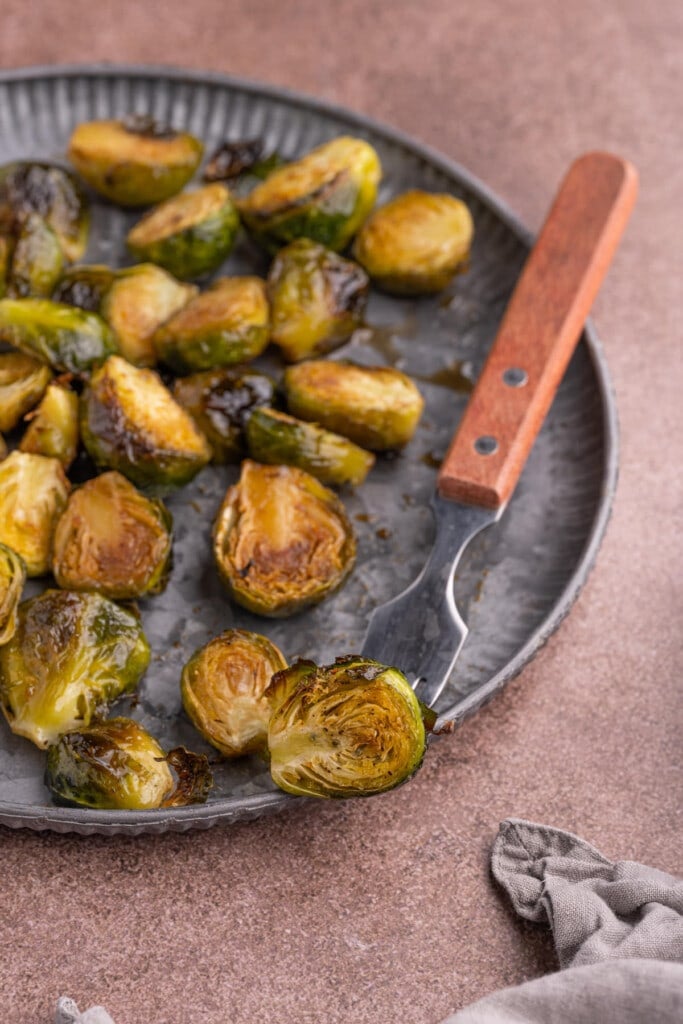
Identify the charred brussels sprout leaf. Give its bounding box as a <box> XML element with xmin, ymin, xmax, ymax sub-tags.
<box><xmin>203</xmin><ymin>138</ymin><xmax>282</xmax><ymax>186</ymax></box>
<box><xmin>19</xmin><ymin>382</ymin><xmax>79</xmax><ymax>468</ymax></box>
<box><xmin>163</xmin><ymin>747</ymin><xmax>214</xmax><ymax>806</ymax></box>
<box><xmin>181</xmin><ymin>629</ymin><xmax>287</xmax><ymax>757</ymax></box>
<box><xmin>0</xmin><ymin>351</ymin><xmax>52</xmax><ymax>432</ymax></box>
<box><xmin>68</xmin><ymin>117</ymin><xmax>203</xmax><ymax>207</ymax></box>
<box><xmin>153</xmin><ymin>276</ymin><xmax>270</xmax><ymax>374</ymax></box>
<box><xmin>45</xmin><ymin>718</ymin><xmax>173</xmax><ymax>809</ymax></box>
<box><xmin>213</xmin><ymin>460</ymin><xmax>356</xmax><ymax>618</ymax></box>
<box><xmin>80</xmin><ymin>355</ymin><xmax>211</xmax><ymax>491</ymax></box>
<box><xmin>0</xmin><ymin>451</ymin><xmax>70</xmax><ymax>576</ymax></box>
<box><xmin>7</xmin><ymin>214</ymin><xmax>64</xmax><ymax>298</ymax></box>
<box><xmin>266</xmin><ymin>656</ymin><xmax>427</xmax><ymax>798</ymax></box>
<box><xmin>238</xmin><ymin>136</ymin><xmax>381</xmax><ymax>253</ymax></box>
<box><xmin>173</xmin><ymin>366</ymin><xmax>275</xmax><ymax>464</ymax></box>
<box><xmin>52</xmin><ymin>264</ymin><xmax>117</xmax><ymax>311</ymax></box>
<box><xmin>285</xmin><ymin>360</ymin><xmax>424</xmax><ymax>451</ymax></box>
<box><xmin>52</xmin><ymin>471</ymin><xmax>173</xmax><ymax>599</ymax></box>
<box><xmin>353</xmin><ymin>190</ymin><xmax>474</xmax><ymax>295</ymax></box>
<box><xmin>267</xmin><ymin>239</ymin><xmax>368</xmax><ymax>362</ymax></box>
<box><xmin>0</xmin><ymin>161</ymin><xmax>89</xmax><ymax>262</ymax></box>
<box><xmin>246</xmin><ymin>407</ymin><xmax>374</xmax><ymax>487</ymax></box>
<box><xmin>127</xmin><ymin>184</ymin><xmax>240</xmax><ymax>280</ymax></box>
<box><xmin>0</xmin><ymin>298</ymin><xmax>117</xmax><ymax>374</ymax></box>
<box><xmin>0</xmin><ymin>590</ymin><xmax>150</xmax><ymax>748</ymax></box>
<box><xmin>0</xmin><ymin>543</ymin><xmax>26</xmax><ymax>646</ymax></box>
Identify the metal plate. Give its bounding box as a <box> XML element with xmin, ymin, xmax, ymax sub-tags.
<box><xmin>0</xmin><ymin>65</ymin><xmax>618</xmax><ymax>834</ymax></box>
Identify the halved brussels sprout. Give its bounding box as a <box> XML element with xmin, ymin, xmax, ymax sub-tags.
<box><xmin>0</xmin><ymin>589</ymin><xmax>150</xmax><ymax>748</ymax></box>
<box><xmin>173</xmin><ymin>366</ymin><xmax>275</xmax><ymax>464</ymax></box>
<box><xmin>127</xmin><ymin>184</ymin><xmax>240</xmax><ymax>280</ymax></box>
<box><xmin>52</xmin><ymin>471</ymin><xmax>173</xmax><ymax>599</ymax></box>
<box><xmin>284</xmin><ymin>360</ymin><xmax>424</xmax><ymax>450</ymax></box>
<box><xmin>245</xmin><ymin>407</ymin><xmax>374</xmax><ymax>487</ymax></box>
<box><xmin>213</xmin><ymin>460</ymin><xmax>356</xmax><ymax>617</ymax></box>
<box><xmin>0</xmin><ymin>161</ymin><xmax>89</xmax><ymax>262</ymax></box>
<box><xmin>266</xmin><ymin>656</ymin><xmax>427</xmax><ymax>798</ymax></box>
<box><xmin>153</xmin><ymin>276</ymin><xmax>270</xmax><ymax>373</ymax></box>
<box><xmin>0</xmin><ymin>543</ymin><xmax>26</xmax><ymax>646</ymax></box>
<box><xmin>0</xmin><ymin>298</ymin><xmax>117</xmax><ymax>374</ymax></box>
<box><xmin>19</xmin><ymin>382</ymin><xmax>79</xmax><ymax>468</ymax></box>
<box><xmin>7</xmin><ymin>214</ymin><xmax>64</xmax><ymax>298</ymax></box>
<box><xmin>45</xmin><ymin>718</ymin><xmax>213</xmax><ymax>810</ymax></box>
<box><xmin>52</xmin><ymin>264</ymin><xmax>117</xmax><ymax>311</ymax></box>
<box><xmin>0</xmin><ymin>350</ymin><xmax>52</xmax><ymax>432</ymax></box>
<box><xmin>181</xmin><ymin>629</ymin><xmax>287</xmax><ymax>757</ymax></box>
<box><xmin>80</xmin><ymin>355</ymin><xmax>211</xmax><ymax>491</ymax></box>
<box><xmin>352</xmin><ymin>190</ymin><xmax>474</xmax><ymax>295</ymax></box>
<box><xmin>0</xmin><ymin>451</ymin><xmax>70</xmax><ymax>576</ymax></box>
<box><xmin>238</xmin><ymin>136</ymin><xmax>381</xmax><ymax>253</ymax></box>
<box><xmin>67</xmin><ymin>115</ymin><xmax>203</xmax><ymax>207</ymax></box>
<box><xmin>267</xmin><ymin>238</ymin><xmax>368</xmax><ymax>362</ymax></box>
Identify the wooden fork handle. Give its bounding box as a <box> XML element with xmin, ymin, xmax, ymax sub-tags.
<box><xmin>437</xmin><ymin>151</ymin><xmax>638</xmax><ymax>508</ymax></box>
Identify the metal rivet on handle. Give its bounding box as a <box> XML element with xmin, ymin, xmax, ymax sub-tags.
<box><xmin>474</xmin><ymin>435</ymin><xmax>498</xmax><ymax>455</ymax></box>
<box><xmin>503</xmin><ymin>367</ymin><xmax>528</xmax><ymax>387</ymax></box>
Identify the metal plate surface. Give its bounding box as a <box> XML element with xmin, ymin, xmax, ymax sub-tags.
<box><xmin>0</xmin><ymin>66</ymin><xmax>618</xmax><ymax>834</ymax></box>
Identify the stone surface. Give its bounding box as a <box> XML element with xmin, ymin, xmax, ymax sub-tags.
<box><xmin>0</xmin><ymin>2</ymin><xmax>681</xmax><ymax>1023</ymax></box>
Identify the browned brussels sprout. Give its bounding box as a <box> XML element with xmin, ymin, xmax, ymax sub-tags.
<box><xmin>245</xmin><ymin>407</ymin><xmax>374</xmax><ymax>487</ymax></box>
<box><xmin>52</xmin><ymin>264</ymin><xmax>117</xmax><ymax>311</ymax></box>
<box><xmin>52</xmin><ymin>471</ymin><xmax>173</xmax><ymax>599</ymax></box>
<box><xmin>181</xmin><ymin>629</ymin><xmax>287</xmax><ymax>757</ymax></box>
<box><xmin>173</xmin><ymin>366</ymin><xmax>275</xmax><ymax>463</ymax></box>
<box><xmin>0</xmin><ymin>589</ymin><xmax>150</xmax><ymax>748</ymax></box>
<box><xmin>0</xmin><ymin>543</ymin><xmax>26</xmax><ymax>646</ymax></box>
<box><xmin>126</xmin><ymin>184</ymin><xmax>240</xmax><ymax>280</ymax></box>
<box><xmin>153</xmin><ymin>276</ymin><xmax>270</xmax><ymax>373</ymax></box>
<box><xmin>80</xmin><ymin>355</ymin><xmax>211</xmax><ymax>491</ymax></box>
<box><xmin>213</xmin><ymin>460</ymin><xmax>356</xmax><ymax>617</ymax></box>
<box><xmin>238</xmin><ymin>136</ymin><xmax>381</xmax><ymax>253</ymax></box>
<box><xmin>0</xmin><ymin>161</ymin><xmax>89</xmax><ymax>262</ymax></box>
<box><xmin>0</xmin><ymin>350</ymin><xmax>52</xmax><ymax>432</ymax></box>
<box><xmin>266</xmin><ymin>656</ymin><xmax>427</xmax><ymax>798</ymax></box>
<box><xmin>67</xmin><ymin>115</ymin><xmax>203</xmax><ymax>207</ymax></box>
<box><xmin>7</xmin><ymin>214</ymin><xmax>64</xmax><ymax>298</ymax></box>
<box><xmin>0</xmin><ymin>298</ymin><xmax>117</xmax><ymax>374</ymax></box>
<box><xmin>203</xmin><ymin>138</ymin><xmax>282</xmax><ymax>185</ymax></box>
<box><xmin>267</xmin><ymin>239</ymin><xmax>368</xmax><ymax>362</ymax></box>
<box><xmin>0</xmin><ymin>451</ymin><xmax>70</xmax><ymax>576</ymax></box>
<box><xmin>284</xmin><ymin>360</ymin><xmax>424</xmax><ymax>451</ymax></box>
<box><xmin>353</xmin><ymin>190</ymin><xmax>474</xmax><ymax>295</ymax></box>
<box><xmin>19</xmin><ymin>382</ymin><xmax>79</xmax><ymax>468</ymax></box>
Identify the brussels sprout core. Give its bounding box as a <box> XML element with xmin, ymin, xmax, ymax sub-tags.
<box><xmin>266</xmin><ymin>656</ymin><xmax>427</xmax><ymax>798</ymax></box>
<box><xmin>0</xmin><ymin>451</ymin><xmax>70</xmax><ymax>576</ymax></box>
<box><xmin>0</xmin><ymin>543</ymin><xmax>26</xmax><ymax>646</ymax></box>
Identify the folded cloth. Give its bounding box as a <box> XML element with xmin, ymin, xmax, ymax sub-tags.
<box><xmin>54</xmin><ymin>997</ymin><xmax>114</xmax><ymax>1024</ymax></box>
<box><xmin>443</xmin><ymin>818</ymin><xmax>683</xmax><ymax>1024</ymax></box>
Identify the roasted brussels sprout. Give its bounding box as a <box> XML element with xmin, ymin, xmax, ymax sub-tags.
<box><xmin>127</xmin><ymin>184</ymin><xmax>240</xmax><ymax>280</ymax></box>
<box><xmin>238</xmin><ymin>136</ymin><xmax>381</xmax><ymax>253</ymax></box>
<box><xmin>80</xmin><ymin>355</ymin><xmax>211</xmax><ymax>491</ymax></box>
<box><xmin>52</xmin><ymin>264</ymin><xmax>117</xmax><ymax>311</ymax></box>
<box><xmin>0</xmin><ymin>451</ymin><xmax>70</xmax><ymax>576</ymax></box>
<box><xmin>153</xmin><ymin>276</ymin><xmax>270</xmax><ymax>373</ymax></box>
<box><xmin>0</xmin><ymin>543</ymin><xmax>26</xmax><ymax>646</ymax></box>
<box><xmin>0</xmin><ymin>161</ymin><xmax>89</xmax><ymax>262</ymax></box>
<box><xmin>19</xmin><ymin>382</ymin><xmax>79</xmax><ymax>468</ymax></box>
<box><xmin>7</xmin><ymin>214</ymin><xmax>64</xmax><ymax>298</ymax></box>
<box><xmin>203</xmin><ymin>138</ymin><xmax>282</xmax><ymax>185</ymax></box>
<box><xmin>181</xmin><ymin>629</ymin><xmax>287</xmax><ymax>757</ymax></box>
<box><xmin>266</xmin><ymin>656</ymin><xmax>427</xmax><ymax>798</ymax></box>
<box><xmin>52</xmin><ymin>471</ymin><xmax>173</xmax><ymax>599</ymax></box>
<box><xmin>213</xmin><ymin>460</ymin><xmax>356</xmax><ymax>617</ymax></box>
<box><xmin>0</xmin><ymin>589</ymin><xmax>150</xmax><ymax>748</ymax></box>
<box><xmin>353</xmin><ymin>190</ymin><xmax>474</xmax><ymax>295</ymax></box>
<box><xmin>267</xmin><ymin>239</ymin><xmax>368</xmax><ymax>362</ymax></box>
<box><xmin>173</xmin><ymin>366</ymin><xmax>275</xmax><ymax>463</ymax></box>
<box><xmin>284</xmin><ymin>360</ymin><xmax>424</xmax><ymax>451</ymax></box>
<box><xmin>0</xmin><ymin>298</ymin><xmax>117</xmax><ymax>374</ymax></box>
<box><xmin>67</xmin><ymin>115</ymin><xmax>203</xmax><ymax>207</ymax></box>
<box><xmin>0</xmin><ymin>350</ymin><xmax>52</xmax><ymax>432</ymax></box>
<box><xmin>245</xmin><ymin>408</ymin><xmax>374</xmax><ymax>487</ymax></box>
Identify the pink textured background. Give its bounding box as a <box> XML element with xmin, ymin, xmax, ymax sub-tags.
<box><xmin>1</xmin><ymin>2</ymin><xmax>681</xmax><ymax>1022</ymax></box>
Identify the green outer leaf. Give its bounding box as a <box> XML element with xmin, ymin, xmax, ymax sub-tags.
<box><xmin>0</xmin><ymin>298</ymin><xmax>117</xmax><ymax>374</ymax></box>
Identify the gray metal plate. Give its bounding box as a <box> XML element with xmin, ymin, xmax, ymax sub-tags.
<box><xmin>0</xmin><ymin>66</ymin><xmax>618</xmax><ymax>834</ymax></box>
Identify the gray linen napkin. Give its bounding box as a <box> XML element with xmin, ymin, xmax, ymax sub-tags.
<box><xmin>443</xmin><ymin>818</ymin><xmax>683</xmax><ymax>1024</ymax></box>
